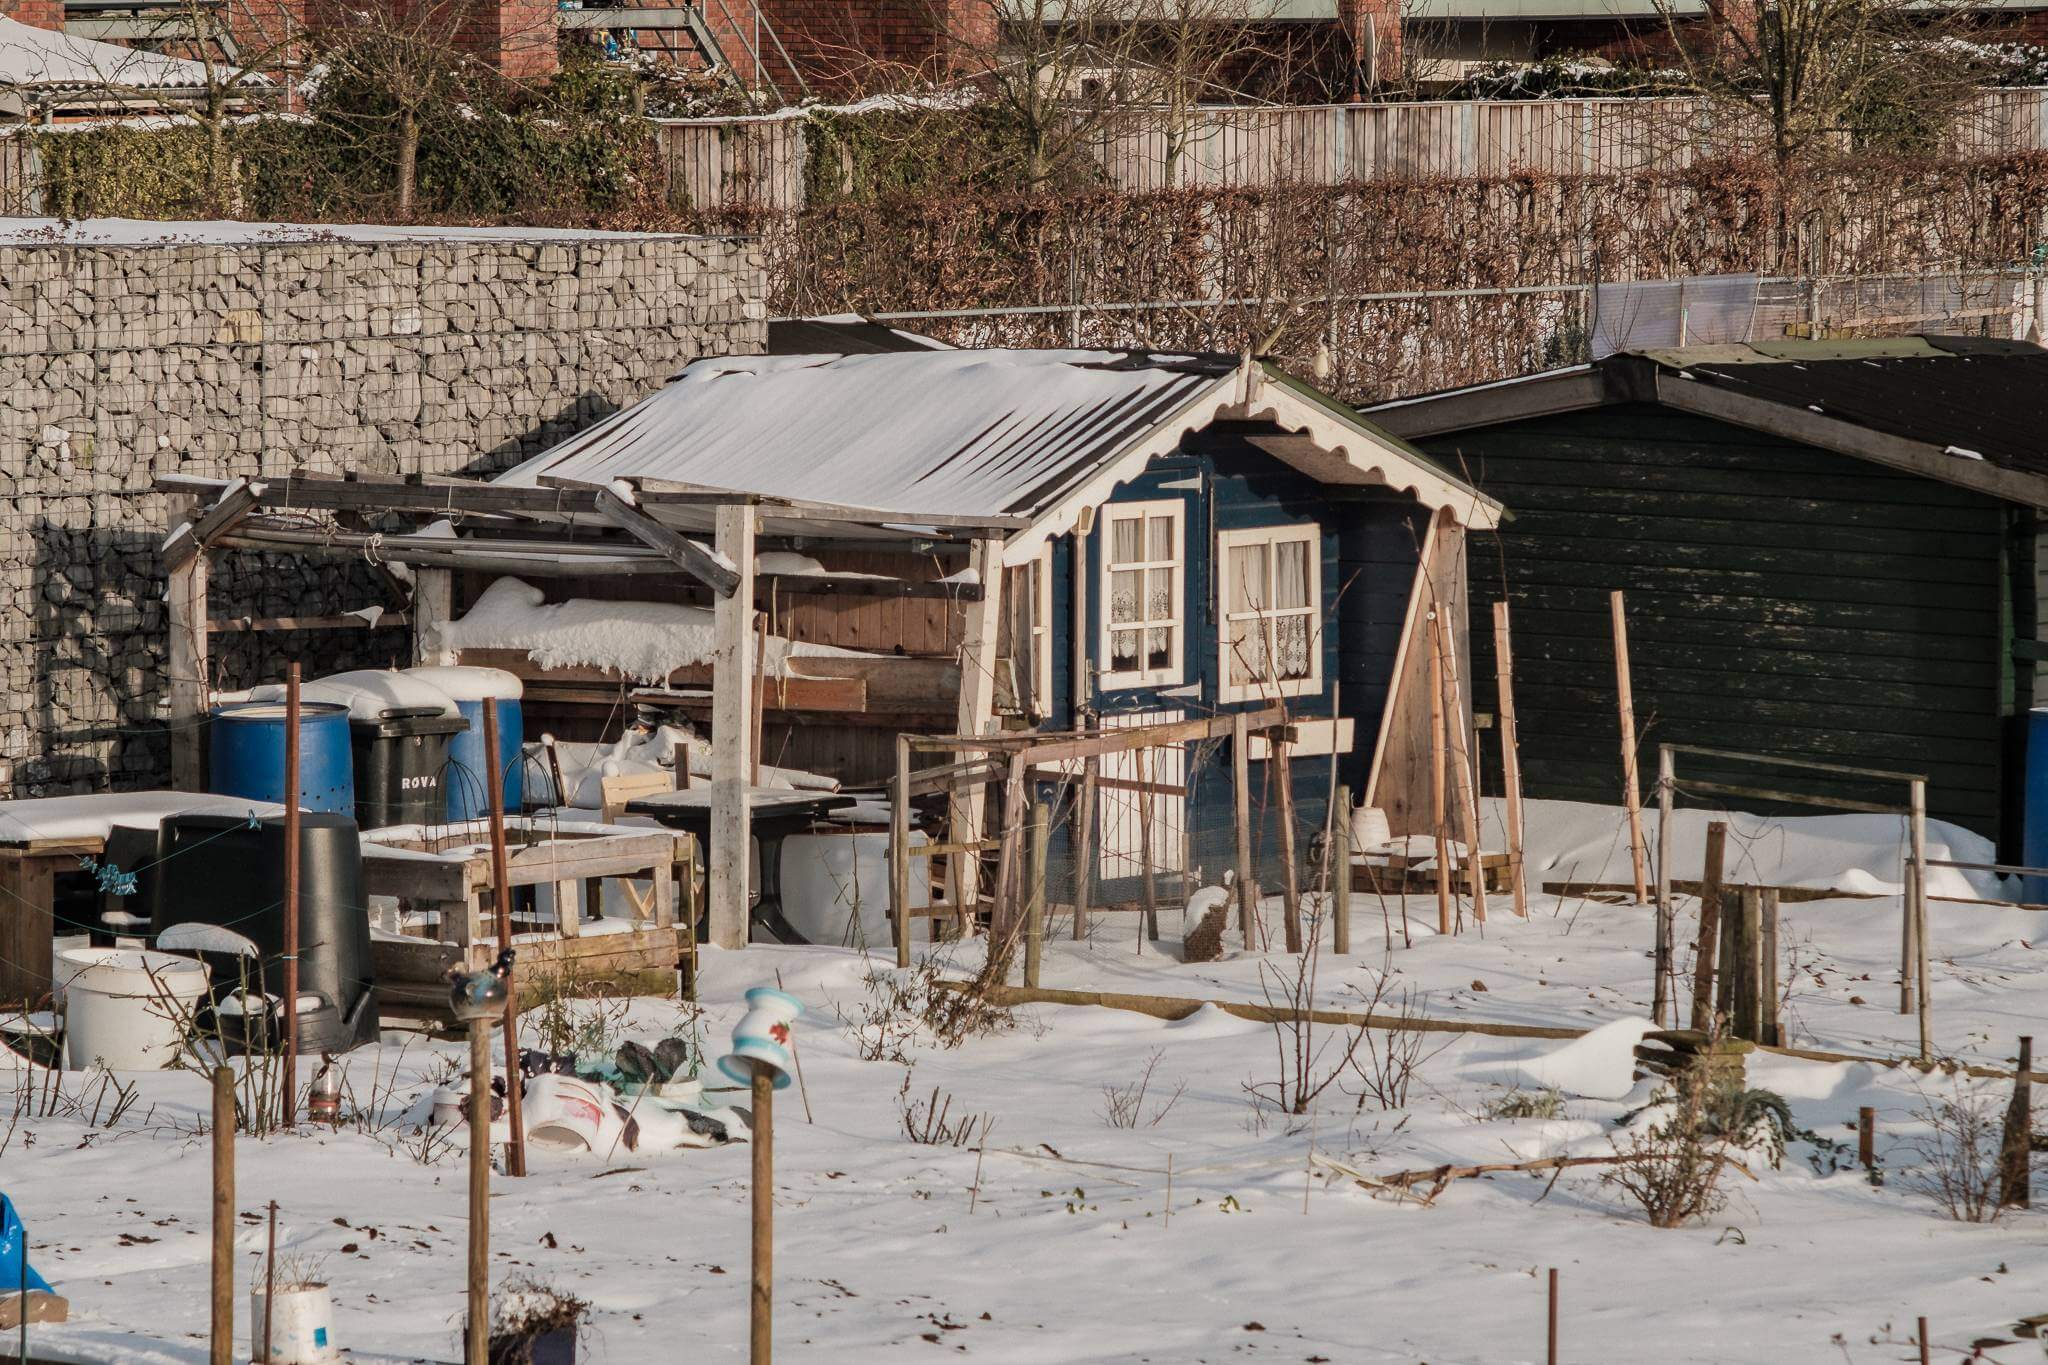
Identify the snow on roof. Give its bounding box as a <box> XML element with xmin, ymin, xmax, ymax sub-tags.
<box><xmin>497</xmin><ymin>349</ymin><xmax>1238</xmax><ymax>519</ymax></box>
<box><xmin>0</xmin><ymin>216</ymin><xmax>711</xmax><ymax>247</ymax></box>
<box><xmin>0</xmin><ymin>15</ymin><xmax>266</xmax><ymax>91</ymax></box>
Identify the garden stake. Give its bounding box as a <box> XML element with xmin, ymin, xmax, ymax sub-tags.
<box><xmin>211</xmin><ymin>1066</ymin><xmax>233</xmax><ymax>1365</ymax></box>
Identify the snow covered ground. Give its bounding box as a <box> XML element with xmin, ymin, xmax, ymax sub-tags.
<box><xmin>7</xmin><ymin>801</ymin><xmax>2047</xmax><ymax>1363</ymax></box>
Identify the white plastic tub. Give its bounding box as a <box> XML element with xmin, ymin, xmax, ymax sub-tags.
<box><xmin>58</xmin><ymin>947</ymin><xmax>207</xmax><ymax>1071</ymax></box>
<box><xmin>779</xmin><ymin>831</ymin><xmax>929</xmax><ymax>951</ymax></box>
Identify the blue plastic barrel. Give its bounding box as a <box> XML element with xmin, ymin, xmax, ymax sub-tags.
<box><xmin>2026</xmin><ymin>708</ymin><xmax>2048</xmax><ymax>903</ymax></box>
<box><xmin>208</xmin><ymin>701</ymin><xmax>355</xmax><ymax>812</ymax></box>
<box><xmin>444</xmin><ymin>696</ymin><xmax>524</xmax><ymax>821</ymax></box>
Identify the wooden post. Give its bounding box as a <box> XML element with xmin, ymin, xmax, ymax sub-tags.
<box><xmin>1275</xmin><ymin>736</ymin><xmax>1302</xmax><ymax>953</ymax></box>
<box><xmin>990</xmin><ymin>754</ymin><xmax>1028</xmax><ymax>952</ymax></box>
<box><xmin>1428</xmin><ymin>615</ymin><xmax>1452</xmax><ymax>937</ymax></box>
<box><xmin>466</xmin><ymin>1020</ymin><xmax>489</xmax><ymax>1365</ymax></box>
<box><xmin>167</xmin><ymin>545</ymin><xmax>209</xmax><ymax>791</ymax></box>
<box><xmin>210</xmin><ymin>1066</ymin><xmax>233</xmax><ymax>1365</ymax></box>
<box><xmin>710</xmin><ymin>503</ymin><xmax>756</xmax><ymax>950</ymax></box>
<box><xmin>1073</xmin><ymin>756</ymin><xmax>1098</xmax><ymax>940</ymax></box>
<box><xmin>1231</xmin><ymin>711</ymin><xmax>1256</xmax><ymax>943</ymax></box>
<box><xmin>1137</xmin><ymin>747</ymin><xmax>1159</xmax><ymax>948</ymax></box>
<box><xmin>1910</xmin><ymin>779</ymin><xmax>1931</xmax><ymax>1061</ymax></box>
<box><xmin>891</xmin><ymin>735</ymin><xmax>912</xmax><ymax>969</ymax></box>
<box><xmin>1858</xmin><ymin>1106</ymin><xmax>1876</xmax><ymax>1170</ymax></box>
<box><xmin>1610</xmin><ymin>591</ymin><xmax>1649</xmax><ymax>905</ymax></box>
<box><xmin>1900</xmin><ymin>860</ymin><xmax>1918</xmax><ymax>1016</ymax></box>
<box><xmin>1332</xmin><ymin>782</ymin><xmax>1352</xmax><ymax>956</ymax></box>
<box><xmin>1654</xmin><ymin>744</ymin><xmax>1675</xmax><ymax>1026</ymax></box>
<box><xmin>950</xmin><ymin>538</ymin><xmax>1005</xmax><ymax>916</ymax></box>
<box><xmin>411</xmin><ymin>566</ymin><xmax>455</xmax><ymax>666</ymax></box>
<box><xmin>1025</xmin><ymin>800</ymin><xmax>1048</xmax><ymax>988</ymax></box>
<box><xmin>1734</xmin><ymin>886</ymin><xmax>1763</xmax><ymax>1043</ymax></box>
<box><xmin>1760</xmin><ymin>888</ymin><xmax>1781</xmax><ymax>1046</ymax></box>
<box><xmin>1437</xmin><ymin>618</ymin><xmax>1487</xmax><ymax>923</ymax></box>
<box><xmin>1547</xmin><ymin>1267</ymin><xmax>1558</xmax><ymax>1365</ymax></box>
<box><xmin>263</xmin><ymin>1201</ymin><xmax>276</xmax><ymax>1365</ymax></box>
<box><xmin>1493</xmin><ymin>603</ymin><xmax>1528</xmax><ymax>919</ymax></box>
<box><xmin>2000</xmin><ymin>1035</ymin><xmax>2033</xmax><ymax>1210</ymax></box>
<box><xmin>1917</xmin><ymin>1317</ymin><xmax>1929</xmax><ymax>1365</ymax></box>
<box><xmin>281</xmin><ymin>663</ymin><xmax>300</xmax><ymax>1127</ymax></box>
<box><xmin>751</xmin><ymin>611</ymin><xmax>768</xmax><ymax>787</ymax></box>
<box><xmin>751</xmin><ymin>1063</ymin><xmax>774</xmax><ymax>1365</ymax></box>
<box><xmin>482</xmin><ymin>704</ymin><xmax>526</xmax><ymax>1178</ymax></box>
<box><xmin>1689</xmin><ymin>821</ymin><xmax>1728</xmax><ymax>1032</ymax></box>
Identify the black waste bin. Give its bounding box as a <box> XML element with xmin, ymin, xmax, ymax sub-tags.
<box><xmin>350</xmin><ymin>708</ymin><xmax>469</xmax><ymax>831</ymax></box>
<box><xmin>153</xmin><ymin>811</ymin><xmax>379</xmax><ymax>1054</ymax></box>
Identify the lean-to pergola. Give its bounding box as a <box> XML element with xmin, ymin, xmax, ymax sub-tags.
<box><xmin>156</xmin><ymin>470</ymin><xmax>1026</xmax><ymax>950</ymax></box>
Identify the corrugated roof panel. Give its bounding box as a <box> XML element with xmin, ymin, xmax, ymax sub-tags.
<box><xmin>498</xmin><ymin>349</ymin><xmax>1236</xmax><ymax>518</ymax></box>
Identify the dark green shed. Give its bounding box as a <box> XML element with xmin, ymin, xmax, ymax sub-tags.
<box><xmin>1370</xmin><ymin>338</ymin><xmax>2048</xmax><ymax>848</ymax></box>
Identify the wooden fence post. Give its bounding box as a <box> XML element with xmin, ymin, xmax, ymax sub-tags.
<box><xmin>1332</xmin><ymin>782</ymin><xmax>1352</xmax><ymax>956</ymax></box>
<box><xmin>1428</xmin><ymin>615</ymin><xmax>1452</xmax><ymax>937</ymax></box>
<box><xmin>1654</xmin><ymin>744</ymin><xmax>1675</xmax><ymax>1026</ymax></box>
<box><xmin>1493</xmin><ymin>602</ymin><xmax>1528</xmax><ymax>918</ymax></box>
<box><xmin>752</xmin><ymin>1063</ymin><xmax>775</xmax><ymax>1365</ymax></box>
<box><xmin>2000</xmin><ymin>1035</ymin><xmax>2033</xmax><ymax>1210</ymax></box>
<box><xmin>1074</xmin><ymin>755</ymin><xmax>1098</xmax><ymax>941</ymax></box>
<box><xmin>466</xmin><ymin>1020</ymin><xmax>490</xmax><ymax>1365</ymax></box>
<box><xmin>211</xmin><ymin>1066</ymin><xmax>233</xmax><ymax>1365</ymax></box>
<box><xmin>1760</xmin><ymin>888</ymin><xmax>1781</xmax><ymax>1046</ymax></box>
<box><xmin>1275</xmin><ymin>736</ymin><xmax>1302</xmax><ymax>953</ymax></box>
<box><xmin>1910</xmin><ymin>778</ymin><xmax>1931</xmax><ymax>1062</ymax></box>
<box><xmin>1689</xmin><ymin>821</ymin><xmax>1728</xmax><ymax>1032</ymax></box>
<box><xmin>1025</xmin><ymin>800</ymin><xmax>1048</xmax><ymax>989</ymax></box>
<box><xmin>1611</xmin><ymin>591</ymin><xmax>1649</xmax><ymax>905</ymax></box>
<box><xmin>1231</xmin><ymin>712</ymin><xmax>1257</xmax><ymax>943</ymax></box>
<box><xmin>892</xmin><ymin>735</ymin><xmax>911</xmax><ymax>969</ymax></box>
<box><xmin>482</xmin><ymin>703</ymin><xmax>525</xmax><ymax>1179</ymax></box>
<box><xmin>1858</xmin><ymin>1106</ymin><xmax>1876</xmax><ymax>1170</ymax></box>
<box><xmin>1438</xmin><ymin>614</ymin><xmax>1487</xmax><ymax>923</ymax></box>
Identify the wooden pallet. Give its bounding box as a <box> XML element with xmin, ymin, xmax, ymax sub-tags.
<box><xmin>1350</xmin><ymin>851</ymin><xmax>1510</xmax><ymax>896</ymax></box>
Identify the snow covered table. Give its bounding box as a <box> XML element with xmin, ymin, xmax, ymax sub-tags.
<box><xmin>361</xmin><ymin>818</ymin><xmax>695</xmax><ymax>1019</ymax></box>
<box><xmin>0</xmin><ymin>792</ymin><xmax>282</xmax><ymax>1006</ymax></box>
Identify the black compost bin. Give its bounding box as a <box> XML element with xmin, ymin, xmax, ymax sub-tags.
<box><xmin>350</xmin><ymin>708</ymin><xmax>469</xmax><ymax>831</ymax></box>
<box><xmin>152</xmin><ymin>811</ymin><xmax>379</xmax><ymax>1053</ymax></box>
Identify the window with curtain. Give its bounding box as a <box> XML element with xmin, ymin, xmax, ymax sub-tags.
<box><xmin>1217</xmin><ymin>524</ymin><xmax>1321</xmax><ymax>702</ymax></box>
<box><xmin>1002</xmin><ymin>551</ymin><xmax>1052</xmax><ymax>717</ymax></box>
<box><xmin>1099</xmin><ymin>500</ymin><xmax>1183</xmax><ymax>688</ymax></box>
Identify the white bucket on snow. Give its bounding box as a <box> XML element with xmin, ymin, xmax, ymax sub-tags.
<box><xmin>58</xmin><ymin>946</ymin><xmax>207</xmax><ymax>1071</ymax></box>
<box><xmin>249</xmin><ymin>1280</ymin><xmax>338</xmax><ymax>1363</ymax></box>
<box><xmin>1349</xmin><ymin>806</ymin><xmax>1392</xmax><ymax>858</ymax></box>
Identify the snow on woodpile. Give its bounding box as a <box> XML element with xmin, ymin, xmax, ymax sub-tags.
<box><xmin>431</xmin><ymin>577</ymin><xmax>864</xmax><ymax>683</ymax></box>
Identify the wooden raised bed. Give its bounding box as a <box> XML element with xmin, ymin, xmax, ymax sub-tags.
<box><xmin>364</xmin><ymin>820</ymin><xmax>695</xmax><ymax>1017</ymax></box>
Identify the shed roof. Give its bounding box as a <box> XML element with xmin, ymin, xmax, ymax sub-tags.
<box><xmin>1369</xmin><ymin>336</ymin><xmax>2048</xmax><ymax>508</ymax></box>
<box><xmin>0</xmin><ymin>14</ymin><xmax>265</xmax><ymax>91</ymax></box>
<box><xmin>498</xmin><ymin>349</ymin><xmax>1501</xmax><ymax>555</ymax></box>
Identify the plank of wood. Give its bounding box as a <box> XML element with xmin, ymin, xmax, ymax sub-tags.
<box><xmin>596</xmin><ymin>488</ymin><xmax>741</xmax><ymax>597</ymax></box>
<box><xmin>207</xmin><ymin>613</ymin><xmax>410</xmax><ymax>633</ymax></box>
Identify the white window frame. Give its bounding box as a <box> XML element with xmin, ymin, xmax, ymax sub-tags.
<box><xmin>1004</xmin><ymin>546</ymin><xmax>1054</xmax><ymax>718</ymax></box>
<box><xmin>1097</xmin><ymin>499</ymin><xmax>1185</xmax><ymax>691</ymax></box>
<box><xmin>1216</xmin><ymin>523</ymin><xmax>1323</xmax><ymax>704</ymax></box>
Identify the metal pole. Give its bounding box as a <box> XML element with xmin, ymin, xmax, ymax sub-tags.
<box><xmin>1654</xmin><ymin>744</ymin><xmax>1675</xmax><ymax>1027</ymax></box>
<box><xmin>281</xmin><ymin>662</ymin><xmax>300</xmax><ymax>1126</ymax></box>
<box><xmin>481</xmin><ymin>703</ymin><xmax>526</xmax><ymax>1177</ymax></box>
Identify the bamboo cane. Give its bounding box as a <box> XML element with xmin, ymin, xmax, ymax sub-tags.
<box><xmin>1611</xmin><ymin>591</ymin><xmax>1649</xmax><ymax>905</ymax></box>
<box><xmin>481</xmin><ymin>704</ymin><xmax>525</xmax><ymax>1178</ymax></box>
<box><xmin>1428</xmin><ymin>614</ymin><xmax>1451</xmax><ymax>937</ymax></box>
<box><xmin>1493</xmin><ymin>602</ymin><xmax>1528</xmax><ymax>918</ymax></box>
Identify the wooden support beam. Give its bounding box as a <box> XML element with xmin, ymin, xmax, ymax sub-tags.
<box><xmin>413</xmin><ymin>567</ymin><xmax>455</xmax><ymax>667</ymax></box>
<box><xmin>1690</xmin><ymin>821</ymin><xmax>1728</xmax><ymax>1032</ymax></box>
<box><xmin>1611</xmin><ymin>591</ymin><xmax>1649</xmax><ymax>905</ymax></box>
<box><xmin>207</xmin><ymin>612</ymin><xmax>411</xmax><ymax>634</ymax></box>
<box><xmin>167</xmin><ymin>540</ymin><xmax>209</xmax><ymax>791</ymax></box>
<box><xmin>595</xmin><ymin>488</ymin><xmax>742</xmax><ymax>597</ymax></box>
<box><xmin>709</xmin><ymin>504</ymin><xmax>756</xmax><ymax>950</ymax></box>
<box><xmin>1232</xmin><ymin>710</ymin><xmax>1257</xmax><ymax>944</ymax></box>
<box><xmin>631</xmin><ymin>477</ymin><xmax>1031</xmax><ymax>533</ymax></box>
<box><xmin>762</xmin><ymin>572</ymin><xmax>983</xmax><ymax>603</ymax></box>
<box><xmin>949</xmin><ymin>538</ymin><xmax>1005</xmax><ymax>914</ymax></box>
<box><xmin>166</xmin><ymin>479</ymin><xmax>264</xmax><ymax>571</ymax></box>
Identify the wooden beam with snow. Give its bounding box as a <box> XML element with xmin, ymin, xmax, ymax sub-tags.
<box><xmin>263</xmin><ymin>474</ymin><xmax>607</xmax><ymax>519</ymax></box>
<box><xmin>631</xmin><ymin>477</ymin><xmax>1029</xmax><ymax>534</ymax></box>
<box><xmin>594</xmin><ymin>488</ymin><xmax>742</xmax><ymax>597</ymax></box>
<box><xmin>709</xmin><ymin>502</ymin><xmax>756</xmax><ymax>950</ymax></box>
<box><xmin>208</xmin><ymin>612</ymin><xmax>412</xmax><ymax>634</ymax></box>
<box><xmin>166</xmin><ymin>479</ymin><xmax>265</xmax><ymax>571</ymax></box>
<box><xmin>948</xmin><ymin>537</ymin><xmax>1005</xmax><ymax>913</ymax></box>
<box><xmin>413</xmin><ymin>568</ymin><xmax>455</xmax><ymax>666</ymax></box>
<box><xmin>166</xmin><ymin>533</ymin><xmax>209</xmax><ymax>791</ymax></box>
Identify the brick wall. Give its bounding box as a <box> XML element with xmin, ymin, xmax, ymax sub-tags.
<box><xmin>0</xmin><ymin>229</ymin><xmax>765</xmax><ymax>793</ymax></box>
<box><xmin>0</xmin><ymin>0</ymin><xmax>66</xmax><ymax>31</ymax></box>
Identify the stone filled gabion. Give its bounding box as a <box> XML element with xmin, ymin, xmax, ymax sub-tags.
<box><xmin>0</xmin><ymin>232</ymin><xmax>766</xmax><ymax>794</ymax></box>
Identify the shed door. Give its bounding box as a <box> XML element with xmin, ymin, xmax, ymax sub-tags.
<box><xmin>1098</xmin><ymin>709</ymin><xmax>1187</xmax><ymax>880</ymax></box>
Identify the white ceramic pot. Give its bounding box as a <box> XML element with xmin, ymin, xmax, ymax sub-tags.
<box><xmin>717</xmin><ymin>987</ymin><xmax>801</xmax><ymax>1089</ymax></box>
<box><xmin>1349</xmin><ymin>806</ymin><xmax>1392</xmax><ymax>858</ymax></box>
<box><xmin>249</xmin><ymin>1281</ymin><xmax>338</xmax><ymax>1364</ymax></box>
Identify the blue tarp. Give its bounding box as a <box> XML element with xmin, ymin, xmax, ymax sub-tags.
<box><xmin>0</xmin><ymin>1195</ymin><xmax>51</xmax><ymax>1295</ymax></box>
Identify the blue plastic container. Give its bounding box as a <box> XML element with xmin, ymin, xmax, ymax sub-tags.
<box><xmin>444</xmin><ymin>696</ymin><xmax>524</xmax><ymax>821</ymax></box>
<box><xmin>2025</xmin><ymin>708</ymin><xmax>2048</xmax><ymax>903</ymax></box>
<box><xmin>208</xmin><ymin>701</ymin><xmax>355</xmax><ymax>812</ymax></box>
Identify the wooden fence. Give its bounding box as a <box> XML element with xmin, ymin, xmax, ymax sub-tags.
<box><xmin>0</xmin><ymin>134</ymin><xmax>40</xmax><ymax>216</ymax></box>
<box><xmin>656</xmin><ymin>88</ymin><xmax>2048</xmax><ymax>214</ymax></box>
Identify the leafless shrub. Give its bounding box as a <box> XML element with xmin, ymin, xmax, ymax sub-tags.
<box><xmin>1102</xmin><ymin>1050</ymin><xmax>1185</xmax><ymax>1129</ymax></box>
<box><xmin>898</xmin><ymin>1072</ymin><xmax>993</xmax><ymax>1148</ymax></box>
<box><xmin>1345</xmin><ymin>973</ymin><xmax>1450</xmax><ymax>1113</ymax></box>
<box><xmin>1243</xmin><ymin>954</ymin><xmax>1365</xmax><ymax>1119</ymax></box>
<box><xmin>1905</xmin><ymin>1084</ymin><xmax>2005</xmax><ymax>1224</ymax></box>
<box><xmin>837</xmin><ymin>956</ymin><xmax>1014</xmax><ymax>1062</ymax></box>
<box><xmin>1602</xmin><ymin>1074</ymin><xmax>1756</xmax><ymax>1229</ymax></box>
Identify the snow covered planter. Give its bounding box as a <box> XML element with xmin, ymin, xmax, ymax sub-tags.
<box><xmin>481</xmin><ymin>1281</ymin><xmax>588</xmax><ymax>1365</ymax></box>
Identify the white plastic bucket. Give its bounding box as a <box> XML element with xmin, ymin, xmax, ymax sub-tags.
<box><xmin>779</xmin><ymin>831</ymin><xmax>928</xmax><ymax>950</ymax></box>
<box><xmin>1350</xmin><ymin>806</ymin><xmax>1392</xmax><ymax>858</ymax></box>
<box><xmin>58</xmin><ymin>947</ymin><xmax>207</xmax><ymax>1071</ymax></box>
<box><xmin>249</xmin><ymin>1281</ymin><xmax>338</xmax><ymax>1364</ymax></box>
